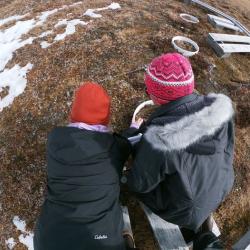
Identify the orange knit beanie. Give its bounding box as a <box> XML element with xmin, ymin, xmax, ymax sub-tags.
<box><xmin>70</xmin><ymin>82</ymin><xmax>110</xmax><ymax>125</ymax></box>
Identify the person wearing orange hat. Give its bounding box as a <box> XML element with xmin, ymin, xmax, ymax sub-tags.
<box><xmin>34</xmin><ymin>82</ymin><xmax>136</xmax><ymax>250</ymax></box>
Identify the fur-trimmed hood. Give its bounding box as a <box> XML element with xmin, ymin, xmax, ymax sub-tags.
<box><xmin>144</xmin><ymin>93</ymin><xmax>234</xmax><ymax>152</ymax></box>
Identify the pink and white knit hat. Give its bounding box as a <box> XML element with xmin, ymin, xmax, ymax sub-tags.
<box><xmin>145</xmin><ymin>53</ymin><xmax>195</xmax><ymax>104</ymax></box>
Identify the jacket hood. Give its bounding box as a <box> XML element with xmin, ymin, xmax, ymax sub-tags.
<box><xmin>144</xmin><ymin>93</ymin><xmax>234</xmax><ymax>152</ymax></box>
<box><xmin>48</xmin><ymin>127</ymin><xmax>114</xmax><ymax>164</ymax></box>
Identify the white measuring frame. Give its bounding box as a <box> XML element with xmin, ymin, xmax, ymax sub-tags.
<box><xmin>180</xmin><ymin>13</ymin><xmax>199</xmax><ymax>24</ymax></box>
<box><xmin>172</xmin><ymin>36</ymin><xmax>199</xmax><ymax>57</ymax></box>
<box><xmin>132</xmin><ymin>100</ymin><xmax>154</xmax><ymax>123</ymax></box>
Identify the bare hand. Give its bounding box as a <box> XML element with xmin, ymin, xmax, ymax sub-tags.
<box><xmin>131</xmin><ymin>117</ymin><xmax>144</xmax><ymax>128</ymax></box>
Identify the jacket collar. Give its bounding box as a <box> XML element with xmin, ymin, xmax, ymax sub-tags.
<box><xmin>146</xmin><ymin>93</ymin><xmax>199</xmax><ymax>125</ymax></box>
<box><xmin>144</xmin><ymin>93</ymin><xmax>234</xmax><ymax>152</ymax></box>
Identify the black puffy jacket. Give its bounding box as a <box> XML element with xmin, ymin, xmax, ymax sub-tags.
<box><xmin>125</xmin><ymin>93</ymin><xmax>234</xmax><ymax>231</ymax></box>
<box><xmin>34</xmin><ymin>127</ymin><xmax>131</xmax><ymax>250</ymax></box>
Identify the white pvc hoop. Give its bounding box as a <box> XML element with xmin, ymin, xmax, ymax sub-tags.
<box><xmin>132</xmin><ymin>100</ymin><xmax>154</xmax><ymax>123</ymax></box>
<box><xmin>171</xmin><ymin>36</ymin><xmax>199</xmax><ymax>57</ymax></box>
<box><xmin>180</xmin><ymin>13</ymin><xmax>199</xmax><ymax>23</ymax></box>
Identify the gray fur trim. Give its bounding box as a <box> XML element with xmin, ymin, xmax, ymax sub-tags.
<box><xmin>144</xmin><ymin>93</ymin><xmax>234</xmax><ymax>152</ymax></box>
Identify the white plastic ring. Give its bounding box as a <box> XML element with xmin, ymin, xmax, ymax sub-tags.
<box><xmin>132</xmin><ymin>100</ymin><xmax>154</xmax><ymax>123</ymax></box>
<box><xmin>180</xmin><ymin>13</ymin><xmax>199</xmax><ymax>24</ymax></box>
<box><xmin>171</xmin><ymin>36</ymin><xmax>199</xmax><ymax>57</ymax></box>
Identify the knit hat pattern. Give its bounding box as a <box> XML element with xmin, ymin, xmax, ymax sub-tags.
<box><xmin>145</xmin><ymin>53</ymin><xmax>195</xmax><ymax>103</ymax></box>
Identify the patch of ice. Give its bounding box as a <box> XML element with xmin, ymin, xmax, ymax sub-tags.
<box><xmin>83</xmin><ymin>2</ymin><xmax>121</xmax><ymax>18</ymax></box>
<box><xmin>0</xmin><ymin>14</ymin><xmax>28</xmax><ymax>27</ymax></box>
<box><xmin>5</xmin><ymin>237</ymin><xmax>16</xmax><ymax>250</ymax></box>
<box><xmin>54</xmin><ymin>19</ymin><xmax>88</xmax><ymax>41</ymax></box>
<box><xmin>0</xmin><ymin>63</ymin><xmax>33</xmax><ymax>111</ymax></box>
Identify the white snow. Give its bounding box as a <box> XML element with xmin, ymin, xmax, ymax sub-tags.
<box><xmin>0</xmin><ymin>2</ymin><xmax>121</xmax><ymax>111</ymax></box>
<box><xmin>39</xmin><ymin>30</ymin><xmax>53</xmax><ymax>38</ymax></box>
<box><xmin>0</xmin><ymin>63</ymin><xmax>33</xmax><ymax>111</ymax></box>
<box><xmin>0</xmin><ymin>8</ymin><xmax>59</xmax><ymax>71</ymax></box>
<box><xmin>40</xmin><ymin>41</ymin><xmax>52</xmax><ymax>49</ymax></box>
<box><xmin>0</xmin><ymin>4</ymin><xmax>69</xmax><ymax>71</ymax></box>
<box><xmin>108</xmin><ymin>3</ymin><xmax>121</xmax><ymax>10</ymax></box>
<box><xmin>36</xmin><ymin>9</ymin><xmax>59</xmax><ymax>25</ymax></box>
<box><xmin>11</xmin><ymin>216</ymin><xmax>34</xmax><ymax>250</ymax></box>
<box><xmin>0</xmin><ymin>7</ymin><xmax>58</xmax><ymax>111</ymax></box>
<box><xmin>54</xmin><ymin>19</ymin><xmax>88</xmax><ymax>41</ymax></box>
<box><xmin>84</xmin><ymin>9</ymin><xmax>102</xmax><ymax>18</ymax></box>
<box><xmin>13</xmin><ymin>216</ymin><xmax>27</xmax><ymax>232</ymax></box>
<box><xmin>5</xmin><ymin>238</ymin><xmax>16</xmax><ymax>250</ymax></box>
<box><xmin>83</xmin><ymin>2</ymin><xmax>121</xmax><ymax>18</ymax></box>
<box><xmin>19</xmin><ymin>233</ymin><xmax>34</xmax><ymax>250</ymax></box>
<box><xmin>0</xmin><ymin>19</ymin><xmax>35</xmax><ymax>71</ymax></box>
<box><xmin>0</xmin><ymin>2</ymin><xmax>89</xmax><ymax>71</ymax></box>
<box><xmin>0</xmin><ymin>14</ymin><xmax>28</xmax><ymax>27</ymax></box>
<box><xmin>70</xmin><ymin>1</ymin><xmax>83</xmax><ymax>7</ymax></box>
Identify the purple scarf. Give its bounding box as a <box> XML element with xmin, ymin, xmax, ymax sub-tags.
<box><xmin>68</xmin><ymin>122</ymin><xmax>110</xmax><ymax>133</ymax></box>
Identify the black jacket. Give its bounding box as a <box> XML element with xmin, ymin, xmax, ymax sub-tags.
<box><xmin>34</xmin><ymin>127</ymin><xmax>131</xmax><ymax>250</ymax></box>
<box><xmin>125</xmin><ymin>93</ymin><xmax>234</xmax><ymax>231</ymax></box>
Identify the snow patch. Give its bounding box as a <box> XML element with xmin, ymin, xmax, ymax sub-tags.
<box><xmin>36</xmin><ymin>9</ymin><xmax>59</xmax><ymax>25</ymax></box>
<box><xmin>70</xmin><ymin>1</ymin><xmax>83</xmax><ymax>7</ymax></box>
<box><xmin>12</xmin><ymin>216</ymin><xmax>34</xmax><ymax>250</ymax></box>
<box><xmin>108</xmin><ymin>2</ymin><xmax>121</xmax><ymax>10</ymax></box>
<box><xmin>39</xmin><ymin>30</ymin><xmax>53</xmax><ymax>38</ymax></box>
<box><xmin>54</xmin><ymin>19</ymin><xmax>88</xmax><ymax>41</ymax></box>
<box><xmin>19</xmin><ymin>233</ymin><xmax>34</xmax><ymax>250</ymax></box>
<box><xmin>5</xmin><ymin>238</ymin><xmax>16</xmax><ymax>250</ymax></box>
<box><xmin>0</xmin><ymin>7</ymin><xmax>58</xmax><ymax>111</ymax></box>
<box><xmin>0</xmin><ymin>19</ymin><xmax>36</xmax><ymax>71</ymax></box>
<box><xmin>84</xmin><ymin>9</ymin><xmax>102</xmax><ymax>18</ymax></box>
<box><xmin>0</xmin><ymin>4</ymin><xmax>73</xmax><ymax>71</ymax></box>
<box><xmin>13</xmin><ymin>216</ymin><xmax>27</xmax><ymax>232</ymax></box>
<box><xmin>83</xmin><ymin>2</ymin><xmax>121</xmax><ymax>18</ymax></box>
<box><xmin>0</xmin><ymin>1</ymin><xmax>121</xmax><ymax>111</ymax></box>
<box><xmin>0</xmin><ymin>14</ymin><xmax>28</xmax><ymax>27</ymax></box>
<box><xmin>0</xmin><ymin>63</ymin><xmax>33</xmax><ymax>111</ymax></box>
<box><xmin>40</xmin><ymin>41</ymin><xmax>52</xmax><ymax>48</ymax></box>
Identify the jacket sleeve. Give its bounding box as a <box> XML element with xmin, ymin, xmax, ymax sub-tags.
<box><xmin>112</xmin><ymin>133</ymin><xmax>132</xmax><ymax>176</ymax></box>
<box><xmin>122</xmin><ymin>127</ymin><xmax>140</xmax><ymax>138</ymax></box>
<box><xmin>127</xmin><ymin>137</ymin><xmax>166</xmax><ymax>193</ymax></box>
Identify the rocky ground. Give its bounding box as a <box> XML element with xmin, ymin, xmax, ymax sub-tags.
<box><xmin>0</xmin><ymin>0</ymin><xmax>249</xmax><ymax>249</ymax></box>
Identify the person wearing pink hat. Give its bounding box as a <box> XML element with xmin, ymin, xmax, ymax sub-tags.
<box><xmin>124</xmin><ymin>53</ymin><xmax>234</xmax><ymax>249</ymax></box>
